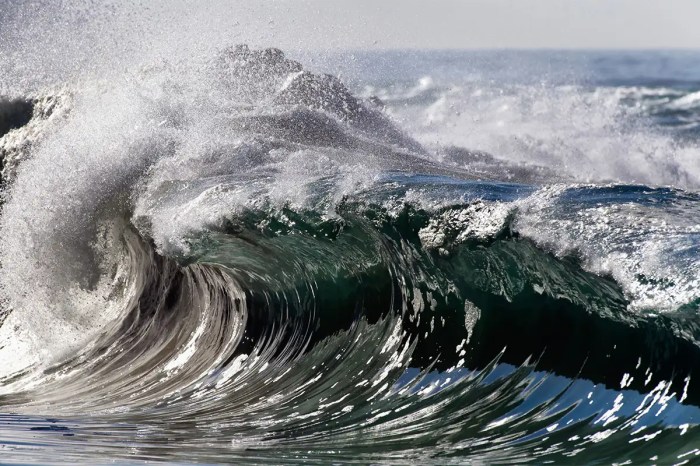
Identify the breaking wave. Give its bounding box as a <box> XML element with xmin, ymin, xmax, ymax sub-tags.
<box><xmin>1</xmin><ymin>41</ymin><xmax>700</xmax><ymax>464</ymax></box>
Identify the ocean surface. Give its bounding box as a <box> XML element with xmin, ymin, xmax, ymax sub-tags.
<box><xmin>1</xmin><ymin>41</ymin><xmax>700</xmax><ymax>464</ymax></box>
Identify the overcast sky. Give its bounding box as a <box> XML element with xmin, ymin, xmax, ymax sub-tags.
<box><xmin>3</xmin><ymin>0</ymin><xmax>699</xmax><ymax>82</ymax></box>
<box><xmin>255</xmin><ymin>0</ymin><xmax>700</xmax><ymax>50</ymax></box>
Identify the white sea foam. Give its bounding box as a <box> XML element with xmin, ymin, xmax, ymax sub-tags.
<box><xmin>378</xmin><ymin>80</ymin><xmax>700</xmax><ymax>190</ymax></box>
<box><xmin>514</xmin><ymin>184</ymin><xmax>700</xmax><ymax>313</ymax></box>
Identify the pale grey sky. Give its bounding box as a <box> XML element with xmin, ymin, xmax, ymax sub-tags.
<box><xmin>252</xmin><ymin>0</ymin><xmax>700</xmax><ymax>50</ymax></box>
<box><xmin>3</xmin><ymin>0</ymin><xmax>699</xmax><ymax>81</ymax></box>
